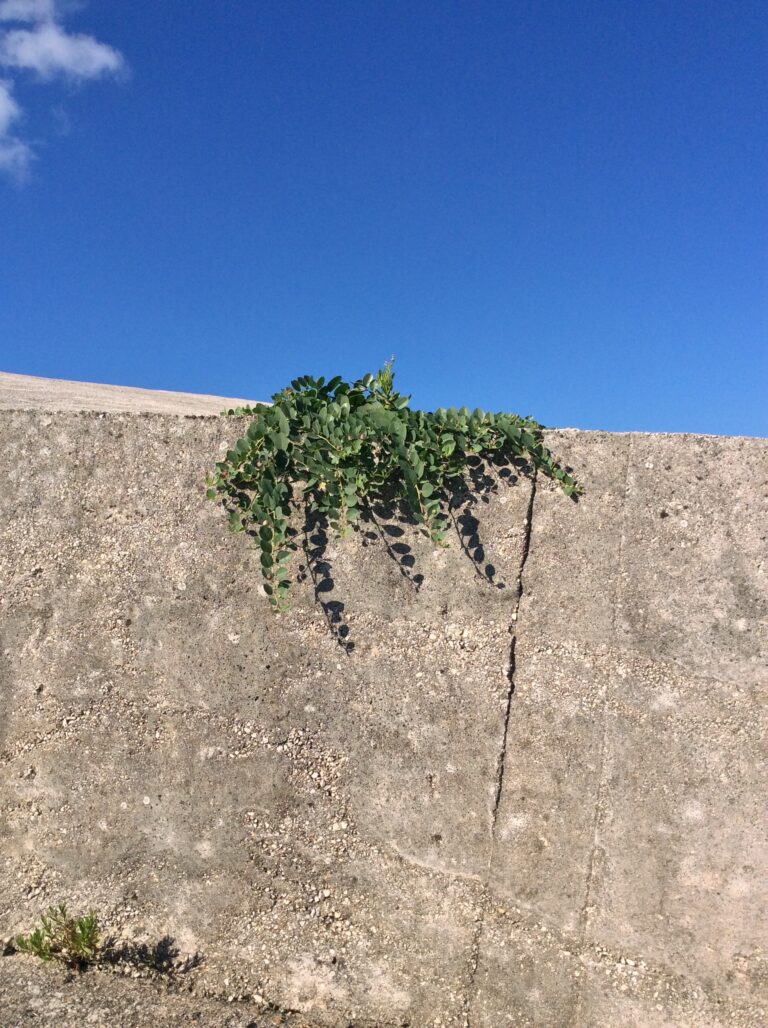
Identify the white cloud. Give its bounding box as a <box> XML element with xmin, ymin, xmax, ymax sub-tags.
<box><xmin>0</xmin><ymin>75</ymin><xmax>18</xmax><ymax>131</ymax></box>
<box><xmin>1</xmin><ymin>21</ymin><xmax>124</xmax><ymax>79</ymax></box>
<box><xmin>0</xmin><ymin>2</ymin><xmax>125</xmax><ymax>178</ymax></box>
<box><xmin>0</xmin><ymin>0</ymin><xmax>56</xmax><ymax>23</ymax></box>
<box><xmin>0</xmin><ymin>77</ymin><xmax>32</xmax><ymax>177</ymax></box>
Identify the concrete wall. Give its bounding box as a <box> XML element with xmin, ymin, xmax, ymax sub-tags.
<box><xmin>0</xmin><ymin>394</ymin><xmax>765</xmax><ymax>1026</ymax></box>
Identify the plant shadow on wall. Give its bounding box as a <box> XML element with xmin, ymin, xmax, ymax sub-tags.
<box><xmin>11</xmin><ymin>902</ymin><xmax>202</xmax><ymax>980</ymax></box>
<box><xmin>207</xmin><ymin>362</ymin><xmax>581</xmax><ymax>649</ymax></box>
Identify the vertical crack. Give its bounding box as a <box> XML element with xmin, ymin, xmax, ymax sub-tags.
<box><xmin>462</xmin><ymin>469</ymin><xmax>538</xmax><ymax>1026</ymax></box>
<box><xmin>490</xmin><ymin>471</ymin><xmax>537</xmax><ymax>842</ymax></box>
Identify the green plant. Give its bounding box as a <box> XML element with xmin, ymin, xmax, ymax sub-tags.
<box><xmin>16</xmin><ymin>903</ymin><xmax>101</xmax><ymax>968</ymax></box>
<box><xmin>207</xmin><ymin>362</ymin><xmax>581</xmax><ymax>610</ymax></box>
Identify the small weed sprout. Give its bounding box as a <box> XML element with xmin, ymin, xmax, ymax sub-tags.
<box><xmin>16</xmin><ymin>903</ymin><xmax>101</xmax><ymax>968</ymax></box>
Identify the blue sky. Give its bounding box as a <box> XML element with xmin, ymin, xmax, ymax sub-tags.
<box><xmin>1</xmin><ymin>1</ymin><xmax>766</xmax><ymax>435</ymax></box>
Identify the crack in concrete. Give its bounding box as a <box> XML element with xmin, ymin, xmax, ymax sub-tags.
<box><xmin>462</xmin><ymin>471</ymin><xmax>538</xmax><ymax>1026</ymax></box>
<box><xmin>489</xmin><ymin>471</ymin><xmax>537</xmax><ymax>861</ymax></box>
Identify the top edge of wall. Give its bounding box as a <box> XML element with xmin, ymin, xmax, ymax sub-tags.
<box><xmin>0</xmin><ymin>371</ymin><xmax>764</xmax><ymax>441</ymax></box>
<box><xmin>0</xmin><ymin>372</ymin><xmax>263</xmax><ymax>416</ymax></box>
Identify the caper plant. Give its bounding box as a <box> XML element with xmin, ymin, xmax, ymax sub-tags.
<box><xmin>207</xmin><ymin>362</ymin><xmax>580</xmax><ymax>610</ymax></box>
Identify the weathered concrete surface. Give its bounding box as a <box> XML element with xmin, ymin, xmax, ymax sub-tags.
<box><xmin>0</xmin><ymin>956</ymin><xmax>312</xmax><ymax>1026</ymax></box>
<box><xmin>0</xmin><ymin>395</ymin><xmax>765</xmax><ymax>1027</ymax></box>
<box><xmin>471</xmin><ymin>432</ymin><xmax>767</xmax><ymax>1027</ymax></box>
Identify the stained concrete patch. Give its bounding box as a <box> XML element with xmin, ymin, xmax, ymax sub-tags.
<box><xmin>1</xmin><ymin>408</ymin><xmax>766</xmax><ymax>1026</ymax></box>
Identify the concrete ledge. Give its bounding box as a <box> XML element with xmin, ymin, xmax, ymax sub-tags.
<box><xmin>0</xmin><ymin>371</ymin><xmax>259</xmax><ymax>415</ymax></box>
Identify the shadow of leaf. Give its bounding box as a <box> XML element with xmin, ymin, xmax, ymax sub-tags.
<box><xmin>302</xmin><ymin>513</ymin><xmax>354</xmax><ymax>653</ymax></box>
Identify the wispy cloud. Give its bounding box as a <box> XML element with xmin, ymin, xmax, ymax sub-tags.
<box><xmin>1</xmin><ymin>19</ymin><xmax>125</xmax><ymax>80</ymax></box>
<box><xmin>0</xmin><ymin>77</ymin><xmax>31</xmax><ymax>176</ymax></box>
<box><xmin>0</xmin><ymin>1</ymin><xmax>56</xmax><ymax>21</ymax></box>
<box><xmin>0</xmin><ymin>0</ymin><xmax>125</xmax><ymax>179</ymax></box>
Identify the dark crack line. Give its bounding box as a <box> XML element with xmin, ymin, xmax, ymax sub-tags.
<box><xmin>463</xmin><ymin>470</ymin><xmax>538</xmax><ymax>1026</ymax></box>
<box><xmin>490</xmin><ymin>471</ymin><xmax>537</xmax><ymax>858</ymax></box>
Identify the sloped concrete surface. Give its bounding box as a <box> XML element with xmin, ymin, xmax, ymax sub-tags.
<box><xmin>0</xmin><ymin>391</ymin><xmax>765</xmax><ymax>1026</ymax></box>
<box><xmin>0</xmin><ymin>371</ymin><xmax>258</xmax><ymax>414</ymax></box>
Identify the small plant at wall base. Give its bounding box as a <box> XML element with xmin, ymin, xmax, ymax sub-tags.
<box><xmin>15</xmin><ymin>903</ymin><xmax>101</xmax><ymax>968</ymax></box>
<box><xmin>207</xmin><ymin>362</ymin><xmax>581</xmax><ymax>611</ymax></box>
